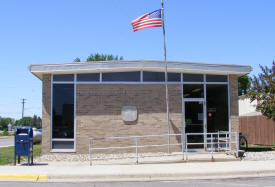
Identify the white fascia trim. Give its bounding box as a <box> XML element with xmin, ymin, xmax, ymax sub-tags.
<box><xmin>29</xmin><ymin>61</ymin><xmax>252</xmax><ymax>80</ymax></box>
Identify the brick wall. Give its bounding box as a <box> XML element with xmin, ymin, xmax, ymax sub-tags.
<box><xmin>42</xmin><ymin>74</ymin><xmax>51</xmax><ymax>154</ymax></box>
<box><xmin>76</xmin><ymin>84</ymin><xmax>182</xmax><ymax>154</ymax></box>
<box><xmin>229</xmin><ymin>75</ymin><xmax>240</xmax><ymax>149</ymax></box>
<box><xmin>229</xmin><ymin>75</ymin><xmax>239</xmax><ymax>133</ymax></box>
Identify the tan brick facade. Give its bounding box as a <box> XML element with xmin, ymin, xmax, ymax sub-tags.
<box><xmin>41</xmin><ymin>75</ymin><xmax>240</xmax><ymax>154</ymax></box>
<box><xmin>229</xmin><ymin>75</ymin><xmax>239</xmax><ymax>133</ymax></box>
<box><xmin>42</xmin><ymin>74</ymin><xmax>51</xmax><ymax>154</ymax></box>
<box><xmin>76</xmin><ymin>84</ymin><xmax>182</xmax><ymax>154</ymax></box>
<box><xmin>229</xmin><ymin>75</ymin><xmax>240</xmax><ymax>148</ymax></box>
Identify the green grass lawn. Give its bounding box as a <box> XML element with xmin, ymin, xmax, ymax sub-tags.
<box><xmin>0</xmin><ymin>144</ymin><xmax>41</xmax><ymax>165</ymax></box>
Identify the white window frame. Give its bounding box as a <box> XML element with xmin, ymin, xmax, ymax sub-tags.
<box><xmin>50</xmin><ymin>74</ymin><xmax>76</xmax><ymax>153</ymax></box>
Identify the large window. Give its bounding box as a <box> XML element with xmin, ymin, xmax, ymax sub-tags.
<box><xmin>102</xmin><ymin>72</ymin><xmax>140</xmax><ymax>82</ymax></box>
<box><xmin>77</xmin><ymin>73</ymin><xmax>99</xmax><ymax>82</ymax></box>
<box><xmin>183</xmin><ymin>84</ymin><xmax>204</xmax><ymax>98</ymax></box>
<box><xmin>168</xmin><ymin>73</ymin><xmax>181</xmax><ymax>82</ymax></box>
<box><xmin>143</xmin><ymin>72</ymin><xmax>164</xmax><ymax>82</ymax></box>
<box><xmin>183</xmin><ymin>74</ymin><xmax>203</xmax><ymax>82</ymax></box>
<box><xmin>206</xmin><ymin>75</ymin><xmax>227</xmax><ymax>82</ymax></box>
<box><xmin>206</xmin><ymin>85</ymin><xmax>228</xmax><ymax>132</ymax></box>
<box><xmin>143</xmin><ymin>72</ymin><xmax>181</xmax><ymax>82</ymax></box>
<box><xmin>52</xmin><ymin>84</ymin><xmax>74</xmax><ymax>150</ymax></box>
<box><xmin>53</xmin><ymin>74</ymin><xmax>74</xmax><ymax>82</ymax></box>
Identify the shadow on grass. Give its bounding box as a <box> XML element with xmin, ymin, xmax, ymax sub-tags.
<box><xmin>241</xmin><ymin>145</ymin><xmax>275</xmax><ymax>152</ymax></box>
<box><xmin>246</xmin><ymin>147</ymin><xmax>274</xmax><ymax>152</ymax></box>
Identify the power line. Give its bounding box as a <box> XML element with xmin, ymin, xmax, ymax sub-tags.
<box><xmin>21</xmin><ymin>98</ymin><xmax>26</xmax><ymax>118</ymax></box>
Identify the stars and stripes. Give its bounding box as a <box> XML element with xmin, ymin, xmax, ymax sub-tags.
<box><xmin>131</xmin><ymin>9</ymin><xmax>162</xmax><ymax>32</ymax></box>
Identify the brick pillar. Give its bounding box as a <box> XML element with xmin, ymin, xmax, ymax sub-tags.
<box><xmin>229</xmin><ymin>75</ymin><xmax>239</xmax><ymax>150</ymax></box>
<box><xmin>42</xmin><ymin>74</ymin><xmax>51</xmax><ymax>154</ymax></box>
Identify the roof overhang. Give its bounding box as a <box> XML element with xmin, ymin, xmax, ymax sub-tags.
<box><xmin>28</xmin><ymin>60</ymin><xmax>252</xmax><ymax>80</ymax></box>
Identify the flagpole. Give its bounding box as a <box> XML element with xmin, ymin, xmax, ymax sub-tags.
<box><xmin>161</xmin><ymin>0</ymin><xmax>170</xmax><ymax>154</ymax></box>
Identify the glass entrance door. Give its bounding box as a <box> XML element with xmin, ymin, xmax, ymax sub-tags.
<box><xmin>184</xmin><ymin>101</ymin><xmax>205</xmax><ymax>150</ymax></box>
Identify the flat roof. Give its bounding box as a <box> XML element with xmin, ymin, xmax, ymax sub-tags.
<box><xmin>29</xmin><ymin>60</ymin><xmax>252</xmax><ymax>80</ymax></box>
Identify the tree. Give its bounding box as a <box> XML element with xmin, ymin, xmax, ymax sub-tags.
<box><xmin>15</xmin><ymin>117</ymin><xmax>33</xmax><ymax>127</ymax></box>
<box><xmin>73</xmin><ymin>57</ymin><xmax>81</xmax><ymax>62</ymax></box>
<box><xmin>37</xmin><ymin>116</ymin><xmax>42</xmax><ymax>128</ymax></box>
<box><xmin>14</xmin><ymin>115</ymin><xmax>42</xmax><ymax>128</ymax></box>
<box><xmin>246</xmin><ymin>61</ymin><xmax>275</xmax><ymax>121</ymax></box>
<box><xmin>0</xmin><ymin>117</ymin><xmax>15</xmax><ymax>130</ymax></box>
<box><xmin>32</xmin><ymin>114</ymin><xmax>42</xmax><ymax>128</ymax></box>
<box><xmin>74</xmin><ymin>53</ymin><xmax>123</xmax><ymax>62</ymax></box>
<box><xmin>238</xmin><ymin>75</ymin><xmax>251</xmax><ymax>96</ymax></box>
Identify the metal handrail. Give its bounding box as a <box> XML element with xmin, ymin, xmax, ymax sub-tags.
<box><xmin>89</xmin><ymin>133</ymin><xmax>182</xmax><ymax>140</ymax></box>
<box><xmin>88</xmin><ymin>132</ymin><xmax>239</xmax><ymax>165</ymax></box>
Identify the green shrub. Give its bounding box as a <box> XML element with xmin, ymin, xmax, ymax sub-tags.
<box><xmin>1</xmin><ymin>129</ymin><xmax>8</xmax><ymax>136</ymax></box>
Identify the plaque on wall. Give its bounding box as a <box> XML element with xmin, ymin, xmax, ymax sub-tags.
<box><xmin>121</xmin><ymin>106</ymin><xmax>138</xmax><ymax>122</ymax></box>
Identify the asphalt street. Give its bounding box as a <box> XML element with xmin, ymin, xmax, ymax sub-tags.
<box><xmin>1</xmin><ymin>177</ymin><xmax>275</xmax><ymax>187</ymax></box>
<box><xmin>0</xmin><ymin>137</ymin><xmax>13</xmax><ymax>147</ymax></box>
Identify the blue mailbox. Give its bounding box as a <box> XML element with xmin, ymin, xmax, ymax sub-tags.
<box><xmin>14</xmin><ymin>127</ymin><xmax>33</xmax><ymax>165</ymax></box>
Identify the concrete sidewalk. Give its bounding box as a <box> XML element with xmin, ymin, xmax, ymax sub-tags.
<box><xmin>0</xmin><ymin>160</ymin><xmax>275</xmax><ymax>181</ymax></box>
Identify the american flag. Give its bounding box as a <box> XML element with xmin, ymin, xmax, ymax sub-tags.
<box><xmin>131</xmin><ymin>9</ymin><xmax>162</xmax><ymax>32</ymax></box>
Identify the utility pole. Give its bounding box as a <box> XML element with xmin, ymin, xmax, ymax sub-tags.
<box><xmin>21</xmin><ymin>98</ymin><xmax>26</xmax><ymax>118</ymax></box>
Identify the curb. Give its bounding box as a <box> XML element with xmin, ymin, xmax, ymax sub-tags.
<box><xmin>0</xmin><ymin>174</ymin><xmax>47</xmax><ymax>181</ymax></box>
<box><xmin>0</xmin><ymin>145</ymin><xmax>13</xmax><ymax>148</ymax></box>
<box><xmin>47</xmin><ymin>170</ymin><xmax>275</xmax><ymax>182</ymax></box>
<box><xmin>0</xmin><ymin>170</ymin><xmax>274</xmax><ymax>182</ymax></box>
<box><xmin>0</xmin><ymin>136</ymin><xmax>13</xmax><ymax>139</ymax></box>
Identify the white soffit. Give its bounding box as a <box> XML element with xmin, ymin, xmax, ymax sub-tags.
<box><xmin>28</xmin><ymin>60</ymin><xmax>252</xmax><ymax>80</ymax></box>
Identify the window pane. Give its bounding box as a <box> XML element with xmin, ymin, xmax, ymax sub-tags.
<box><xmin>206</xmin><ymin>85</ymin><xmax>228</xmax><ymax>132</ymax></box>
<box><xmin>143</xmin><ymin>72</ymin><xmax>164</xmax><ymax>82</ymax></box>
<box><xmin>183</xmin><ymin>74</ymin><xmax>203</xmax><ymax>82</ymax></box>
<box><xmin>77</xmin><ymin>73</ymin><xmax>99</xmax><ymax>82</ymax></box>
<box><xmin>183</xmin><ymin>84</ymin><xmax>204</xmax><ymax>98</ymax></box>
<box><xmin>168</xmin><ymin>73</ymin><xmax>181</xmax><ymax>82</ymax></box>
<box><xmin>185</xmin><ymin>101</ymin><xmax>204</xmax><ymax>149</ymax></box>
<box><xmin>102</xmin><ymin>72</ymin><xmax>140</xmax><ymax>82</ymax></box>
<box><xmin>52</xmin><ymin>141</ymin><xmax>74</xmax><ymax>149</ymax></box>
<box><xmin>206</xmin><ymin>75</ymin><xmax>227</xmax><ymax>82</ymax></box>
<box><xmin>52</xmin><ymin>84</ymin><xmax>74</xmax><ymax>139</ymax></box>
<box><xmin>53</xmin><ymin>74</ymin><xmax>74</xmax><ymax>81</ymax></box>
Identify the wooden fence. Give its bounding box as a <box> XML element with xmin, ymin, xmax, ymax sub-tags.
<box><xmin>239</xmin><ymin>115</ymin><xmax>275</xmax><ymax>145</ymax></box>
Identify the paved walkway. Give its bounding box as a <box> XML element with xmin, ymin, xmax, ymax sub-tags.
<box><xmin>0</xmin><ymin>160</ymin><xmax>275</xmax><ymax>181</ymax></box>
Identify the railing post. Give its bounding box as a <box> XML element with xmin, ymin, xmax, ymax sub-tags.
<box><xmin>89</xmin><ymin>139</ymin><xmax>92</xmax><ymax>166</ymax></box>
<box><xmin>181</xmin><ymin>133</ymin><xmax>184</xmax><ymax>160</ymax></box>
<box><xmin>185</xmin><ymin>134</ymin><xmax>188</xmax><ymax>160</ymax></box>
<box><xmin>229</xmin><ymin>132</ymin><xmax>232</xmax><ymax>151</ymax></box>
<box><xmin>226</xmin><ymin>133</ymin><xmax>228</xmax><ymax>151</ymax></box>
<box><xmin>217</xmin><ymin>132</ymin><xmax>220</xmax><ymax>152</ymax></box>
<box><xmin>168</xmin><ymin>134</ymin><xmax>170</xmax><ymax>154</ymax></box>
<box><xmin>236</xmin><ymin>132</ymin><xmax>239</xmax><ymax>157</ymax></box>
<box><xmin>211</xmin><ymin>133</ymin><xmax>213</xmax><ymax>159</ymax></box>
<box><xmin>135</xmin><ymin>137</ymin><xmax>139</xmax><ymax>164</ymax></box>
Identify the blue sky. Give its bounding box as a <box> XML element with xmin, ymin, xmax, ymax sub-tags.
<box><xmin>0</xmin><ymin>0</ymin><xmax>274</xmax><ymax>119</ymax></box>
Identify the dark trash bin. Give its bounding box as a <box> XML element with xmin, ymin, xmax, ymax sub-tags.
<box><xmin>14</xmin><ymin>127</ymin><xmax>33</xmax><ymax>165</ymax></box>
